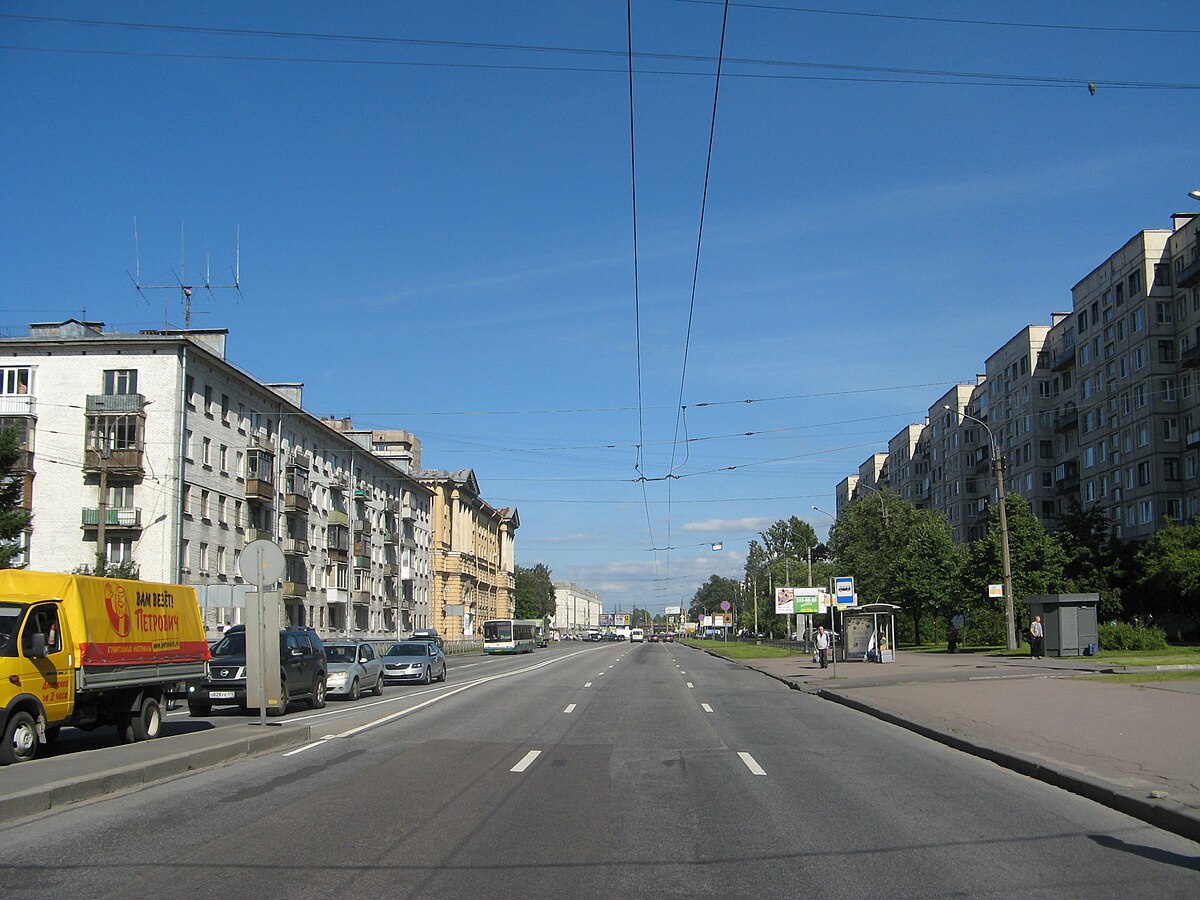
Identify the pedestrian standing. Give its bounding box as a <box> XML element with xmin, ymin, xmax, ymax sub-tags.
<box><xmin>1030</xmin><ymin>615</ymin><xmax>1044</xmax><ymax>659</ymax></box>
<box><xmin>815</xmin><ymin>625</ymin><xmax>830</xmax><ymax>669</ymax></box>
<box><xmin>947</xmin><ymin>623</ymin><xmax>958</xmax><ymax>654</ymax></box>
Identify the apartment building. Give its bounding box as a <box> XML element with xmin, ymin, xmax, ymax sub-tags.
<box><xmin>551</xmin><ymin>582</ymin><xmax>602</xmax><ymax>633</ymax></box>
<box><xmin>835</xmin><ymin>205</ymin><xmax>1200</xmax><ymax>547</ymax></box>
<box><xmin>418</xmin><ymin>469</ymin><xmax>518</xmax><ymax>638</ymax></box>
<box><xmin>0</xmin><ymin>320</ymin><xmax>432</xmax><ymax>640</ymax></box>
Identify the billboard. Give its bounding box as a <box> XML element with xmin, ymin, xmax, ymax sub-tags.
<box><xmin>615</xmin><ymin>613</ymin><xmax>631</xmax><ymax>627</ymax></box>
<box><xmin>598</xmin><ymin>614</ymin><xmax>613</xmax><ymax>627</ymax></box>
<box><xmin>776</xmin><ymin>587</ymin><xmax>824</xmax><ymax>615</ymax></box>
<box><xmin>665</xmin><ymin>605</ymin><xmax>681</xmax><ymax>616</ymax></box>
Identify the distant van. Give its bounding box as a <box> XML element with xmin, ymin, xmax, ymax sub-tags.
<box><xmin>630</xmin><ymin>628</ymin><xmax>645</xmax><ymax>643</ymax></box>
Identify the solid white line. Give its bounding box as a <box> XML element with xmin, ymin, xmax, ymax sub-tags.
<box><xmin>687</xmin><ymin>682</ymin><xmax>694</xmax><ymax>688</ymax></box>
<box><xmin>738</xmin><ymin>752</ymin><xmax>767</xmax><ymax>776</ymax></box>
<box><xmin>584</xmin><ymin>682</ymin><xmax>592</xmax><ymax>688</ymax></box>
<box><xmin>701</xmin><ymin>703</ymin><xmax>713</xmax><ymax>713</ymax></box>
<box><xmin>511</xmin><ymin>749</ymin><xmax>541</xmax><ymax>773</ymax></box>
<box><xmin>563</xmin><ymin>703</ymin><xmax>576</xmax><ymax>714</ymax></box>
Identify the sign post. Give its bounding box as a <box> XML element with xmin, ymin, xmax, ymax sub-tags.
<box><xmin>240</xmin><ymin>539</ymin><xmax>285</xmax><ymax>727</ymax></box>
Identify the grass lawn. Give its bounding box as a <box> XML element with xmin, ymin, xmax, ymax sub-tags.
<box><xmin>681</xmin><ymin>639</ymin><xmax>799</xmax><ymax>659</ymax></box>
<box><xmin>1091</xmin><ymin>646</ymin><xmax>1200</xmax><ymax>667</ymax></box>
<box><xmin>1083</xmin><ymin>670</ymin><xmax>1200</xmax><ymax>684</ymax></box>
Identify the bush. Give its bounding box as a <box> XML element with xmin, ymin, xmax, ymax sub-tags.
<box><xmin>1097</xmin><ymin>622</ymin><xmax>1169</xmax><ymax>652</ymax></box>
<box><xmin>964</xmin><ymin>607</ymin><xmax>1007</xmax><ymax>646</ymax></box>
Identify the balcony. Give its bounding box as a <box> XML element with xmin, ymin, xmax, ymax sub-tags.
<box><xmin>1177</xmin><ymin>254</ymin><xmax>1200</xmax><ymax>290</ymax></box>
<box><xmin>327</xmin><ymin>539</ymin><xmax>348</xmax><ymax>563</ymax></box>
<box><xmin>398</xmin><ymin>502</ymin><xmax>415</xmax><ymax>521</ymax></box>
<box><xmin>282</xmin><ymin>537</ymin><xmax>309</xmax><ymax>555</ymax></box>
<box><xmin>81</xmin><ymin>507</ymin><xmax>142</xmax><ymax>528</ymax></box>
<box><xmin>353</xmin><ymin>554</ymin><xmax>371</xmax><ymax>569</ymax></box>
<box><xmin>381</xmin><ymin>562</ymin><xmax>399</xmax><ymax>578</ymax></box>
<box><xmin>86</xmin><ymin>393</ymin><xmax>145</xmax><ymax>414</ymax></box>
<box><xmin>1182</xmin><ymin>344</ymin><xmax>1200</xmax><ymax>369</ymax></box>
<box><xmin>381</xmin><ymin>530</ymin><xmax>398</xmax><ymax>545</ymax></box>
<box><xmin>1187</xmin><ymin>430</ymin><xmax>1200</xmax><ymax>449</ymax></box>
<box><xmin>0</xmin><ymin>395</ymin><xmax>36</xmax><ymax>417</ymax></box>
<box><xmin>352</xmin><ymin>590</ymin><xmax>371</xmax><ymax>606</ymax></box>
<box><xmin>282</xmin><ymin>581</ymin><xmax>307</xmax><ymax>599</ymax></box>
<box><xmin>83</xmin><ymin>447</ymin><xmax>144</xmax><ymax>474</ymax></box>
<box><xmin>328</xmin><ymin>475</ymin><xmax>349</xmax><ymax>493</ymax></box>
<box><xmin>244</xmin><ymin>526</ymin><xmax>270</xmax><ymax>543</ymax></box>
<box><xmin>326</xmin><ymin>589</ymin><xmax>349</xmax><ymax>605</ymax></box>
<box><xmin>1051</xmin><ymin>346</ymin><xmax>1075</xmax><ymax>372</ymax></box>
<box><xmin>246</xmin><ymin>478</ymin><xmax>274</xmax><ymax>501</ymax></box>
<box><xmin>328</xmin><ymin>510</ymin><xmax>349</xmax><ymax>527</ymax></box>
<box><xmin>283</xmin><ymin>492</ymin><xmax>310</xmax><ymax>515</ymax></box>
<box><xmin>1053</xmin><ymin>406</ymin><xmax>1078</xmax><ymax>433</ymax></box>
<box><xmin>353</xmin><ymin>519</ymin><xmax>372</xmax><ymax>538</ymax></box>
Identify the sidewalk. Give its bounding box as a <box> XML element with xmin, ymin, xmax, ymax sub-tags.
<box><xmin>719</xmin><ymin>646</ymin><xmax>1200</xmax><ymax>844</ymax></box>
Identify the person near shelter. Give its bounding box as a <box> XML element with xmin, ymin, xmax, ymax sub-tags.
<box><xmin>1029</xmin><ymin>615</ymin><xmax>1044</xmax><ymax>659</ymax></box>
<box><xmin>947</xmin><ymin>623</ymin><xmax>959</xmax><ymax>654</ymax></box>
<box><xmin>815</xmin><ymin>625</ymin><xmax>830</xmax><ymax>669</ymax></box>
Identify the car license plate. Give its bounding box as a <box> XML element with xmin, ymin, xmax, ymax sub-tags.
<box><xmin>209</xmin><ymin>691</ymin><xmax>235</xmax><ymax>699</ymax></box>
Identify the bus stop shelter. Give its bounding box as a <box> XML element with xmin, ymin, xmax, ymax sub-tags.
<box><xmin>842</xmin><ymin>603</ymin><xmax>899</xmax><ymax>663</ymax></box>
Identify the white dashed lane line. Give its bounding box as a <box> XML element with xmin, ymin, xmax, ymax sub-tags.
<box><xmin>584</xmin><ymin>682</ymin><xmax>592</xmax><ymax>688</ymax></box>
<box><xmin>687</xmin><ymin>682</ymin><xmax>694</xmax><ymax>688</ymax></box>
<box><xmin>511</xmin><ymin>750</ymin><xmax>542</xmax><ymax>773</ymax></box>
<box><xmin>563</xmin><ymin>703</ymin><xmax>576</xmax><ymax>714</ymax></box>
<box><xmin>738</xmin><ymin>752</ymin><xmax>767</xmax><ymax>776</ymax></box>
<box><xmin>701</xmin><ymin>703</ymin><xmax>713</xmax><ymax>713</ymax></box>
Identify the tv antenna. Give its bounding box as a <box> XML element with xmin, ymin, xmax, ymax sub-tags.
<box><xmin>128</xmin><ymin>219</ymin><xmax>242</xmax><ymax>329</ymax></box>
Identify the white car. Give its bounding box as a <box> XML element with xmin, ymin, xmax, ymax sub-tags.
<box><xmin>630</xmin><ymin>628</ymin><xmax>645</xmax><ymax>643</ymax></box>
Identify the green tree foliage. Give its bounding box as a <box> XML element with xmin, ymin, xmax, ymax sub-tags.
<box><xmin>514</xmin><ymin>563</ymin><xmax>556</xmax><ymax>620</ymax></box>
<box><xmin>959</xmin><ymin>494</ymin><xmax>1067</xmax><ymax>638</ymax></box>
<box><xmin>1055</xmin><ymin>501</ymin><xmax>1127</xmax><ymax>618</ymax></box>
<box><xmin>1134</xmin><ymin>516</ymin><xmax>1200</xmax><ymax>633</ymax></box>
<box><xmin>0</xmin><ymin>425</ymin><xmax>31</xmax><ymax>568</ymax></box>
<box><xmin>827</xmin><ymin>490</ymin><xmax>960</xmax><ymax>644</ymax></box>
<box><xmin>688</xmin><ymin>575</ymin><xmax>741</xmax><ymax>621</ymax></box>
<box><xmin>73</xmin><ymin>554</ymin><xmax>141</xmax><ymax>580</ymax></box>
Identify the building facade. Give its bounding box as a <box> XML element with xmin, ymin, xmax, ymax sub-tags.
<box><xmin>835</xmin><ymin>207</ymin><xmax>1200</xmax><ymax>547</ymax></box>
<box><xmin>551</xmin><ymin>581</ymin><xmax>602</xmax><ymax>634</ymax></box>
<box><xmin>418</xmin><ymin>469</ymin><xmax>518</xmax><ymax>638</ymax></box>
<box><xmin>0</xmin><ymin>320</ymin><xmax>432</xmax><ymax>640</ymax></box>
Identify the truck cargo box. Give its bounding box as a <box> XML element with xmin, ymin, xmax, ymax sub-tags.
<box><xmin>0</xmin><ymin>570</ymin><xmax>209</xmax><ymax>667</ymax></box>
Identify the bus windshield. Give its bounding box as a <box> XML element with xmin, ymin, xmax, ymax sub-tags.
<box><xmin>484</xmin><ymin>621</ymin><xmax>512</xmax><ymax>643</ymax></box>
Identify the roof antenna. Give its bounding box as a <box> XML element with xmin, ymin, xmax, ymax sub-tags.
<box><xmin>129</xmin><ymin>218</ymin><xmax>243</xmax><ymax>328</ymax></box>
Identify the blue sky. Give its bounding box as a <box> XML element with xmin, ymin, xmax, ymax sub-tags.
<box><xmin>3</xmin><ymin>1</ymin><xmax>1198</xmax><ymax>613</ymax></box>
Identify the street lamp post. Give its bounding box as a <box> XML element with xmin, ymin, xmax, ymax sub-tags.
<box><xmin>946</xmin><ymin>405</ymin><xmax>1017</xmax><ymax>651</ymax></box>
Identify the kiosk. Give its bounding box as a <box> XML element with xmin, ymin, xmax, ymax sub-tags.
<box><xmin>1023</xmin><ymin>594</ymin><xmax>1100</xmax><ymax>657</ymax></box>
<box><xmin>842</xmin><ymin>603</ymin><xmax>899</xmax><ymax>663</ymax></box>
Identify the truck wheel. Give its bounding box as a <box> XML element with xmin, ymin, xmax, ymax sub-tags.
<box><xmin>188</xmin><ymin>700</ymin><xmax>212</xmax><ymax>717</ymax></box>
<box><xmin>0</xmin><ymin>711</ymin><xmax>39</xmax><ymax>764</ymax></box>
<box><xmin>309</xmin><ymin>676</ymin><xmax>327</xmax><ymax>710</ymax></box>
<box><xmin>126</xmin><ymin>696</ymin><xmax>163</xmax><ymax>742</ymax></box>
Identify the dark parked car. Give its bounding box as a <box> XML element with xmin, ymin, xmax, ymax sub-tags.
<box><xmin>381</xmin><ymin>641</ymin><xmax>447</xmax><ymax>684</ymax></box>
<box><xmin>187</xmin><ymin>625</ymin><xmax>327</xmax><ymax>717</ymax></box>
<box><xmin>409</xmin><ymin>628</ymin><xmax>445</xmax><ymax>651</ymax></box>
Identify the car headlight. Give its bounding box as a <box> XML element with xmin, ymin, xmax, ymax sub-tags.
<box><xmin>327</xmin><ymin>672</ymin><xmax>347</xmax><ymax>685</ymax></box>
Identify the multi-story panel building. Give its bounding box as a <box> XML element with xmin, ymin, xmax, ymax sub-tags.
<box><xmin>418</xmin><ymin>469</ymin><xmax>518</xmax><ymax>638</ymax></box>
<box><xmin>552</xmin><ymin>582</ymin><xmax>602</xmax><ymax>634</ymax></box>
<box><xmin>926</xmin><ymin>382</ymin><xmax>981</xmax><ymax>542</ymax></box>
<box><xmin>1167</xmin><ymin>212</ymin><xmax>1200</xmax><ymax>520</ymax></box>
<box><xmin>0</xmin><ymin>320</ymin><xmax>431</xmax><ymax>640</ymax></box>
<box><xmin>885</xmin><ymin>423</ymin><xmax>926</xmax><ymax>509</ymax></box>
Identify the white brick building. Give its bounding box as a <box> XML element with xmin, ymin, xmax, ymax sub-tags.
<box><xmin>0</xmin><ymin>320</ymin><xmax>432</xmax><ymax>640</ymax></box>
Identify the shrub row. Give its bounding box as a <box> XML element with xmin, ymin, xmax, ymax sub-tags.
<box><xmin>1097</xmin><ymin>622</ymin><xmax>1170</xmax><ymax>652</ymax></box>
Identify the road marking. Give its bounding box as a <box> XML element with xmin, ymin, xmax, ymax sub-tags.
<box><xmin>738</xmin><ymin>752</ymin><xmax>767</xmax><ymax>776</ymax></box>
<box><xmin>584</xmin><ymin>682</ymin><xmax>592</xmax><ymax>687</ymax></box>
<box><xmin>608</xmin><ymin>665</ymin><xmax>614</xmax><ymax>669</ymax></box>
<box><xmin>511</xmin><ymin>750</ymin><xmax>541</xmax><ymax>772</ymax></box>
<box><xmin>680</xmin><ymin>671</ymin><xmax>686</xmax><ymax>675</ymax></box>
<box><xmin>598</xmin><ymin>672</ymin><xmax>605</xmax><ymax>676</ymax></box>
<box><xmin>563</xmin><ymin>703</ymin><xmax>576</xmax><ymax>714</ymax></box>
<box><xmin>283</xmin><ymin>648</ymin><xmax>595</xmax><ymax>755</ymax></box>
<box><xmin>687</xmin><ymin>682</ymin><xmax>694</xmax><ymax>688</ymax></box>
<box><xmin>701</xmin><ymin>703</ymin><xmax>713</xmax><ymax>713</ymax></box>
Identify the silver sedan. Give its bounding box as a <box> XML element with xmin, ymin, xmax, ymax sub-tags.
<box><xmin>381</xmin><ymin>641</ymin><xmax>447</xmax><ymax>684</ymax></box>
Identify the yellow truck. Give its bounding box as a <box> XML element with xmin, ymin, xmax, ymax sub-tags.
<box><xmin>0</xmin><ymin>570</ymin><xmax>210</xmax><ymax>764</ymax></box>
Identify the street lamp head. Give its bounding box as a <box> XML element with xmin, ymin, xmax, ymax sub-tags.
<box><xmin>1190</xmin><ymin>189</ymin><xmax>1200</xmax><ymax>202</ymax></box>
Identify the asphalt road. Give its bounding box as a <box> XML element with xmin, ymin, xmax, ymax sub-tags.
<box><xmin>2</xmin><ymin>641</ymin><xmax>1198</xmax><ymax>899</ymax></box>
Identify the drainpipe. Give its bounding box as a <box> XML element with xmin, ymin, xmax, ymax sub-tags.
<box><xmin>175</xmin><ymin>343</ymin><xmax>189</xmax><ymax>584</ymax></box>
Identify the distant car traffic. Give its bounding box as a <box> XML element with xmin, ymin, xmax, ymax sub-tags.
<box><xmin>630</xmin><ymin>628</ymin><xmax>645</xmax><ymax>643</ymax></box>
<box><xmin>381</xmin><ymin>641</ymin><xmax>447</xmax><ymax>684</ymax></box>
<box><xmin>323</xmin><ymin>639</ymin><xmax>385</xmax><ymax>700</ymax></box>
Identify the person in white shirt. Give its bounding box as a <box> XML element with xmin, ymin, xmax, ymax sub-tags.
<box><xmin>1030</xmin><ymin>615</ymin><xmax>1044</xmax><ymax>659</ymax></box>
<box><xmin>815</xmin><ymin>625</ymin><xmax>830</xmax><ymax>669</ymax></box>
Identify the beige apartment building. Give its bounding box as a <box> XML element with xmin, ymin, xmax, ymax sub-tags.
<box><xmin>836</xmin><ymin>205</ymin><xmax>1200</xmax><ymax>547</ymax></box>
<box><xmin>418</xmin><ymin>469</ymin><xmax>518</xmax><ymax>638</ymax></box>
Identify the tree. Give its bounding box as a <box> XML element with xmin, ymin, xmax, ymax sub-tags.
<box><xmin>1134</xmin><ymin>516</ymin><xmax>1200</xmax><ymax>634</ymax></box>
<box><xmin>514</xmin><ymin>563</ymin><xmax>556</xmax><ymax>620</ymax></box>
<box><xmin>688</xmin><ymin>575</ymin><xmax>740</xmax><ymax>621</ymax></box>
<box><xmin>887</xmin><ymin>510</ymin><xmax>961</xmax><ymax>645</ymax></box>
<box><xmin>759</xmin><ymin>517</ymin><xmax>820</xmax><ymax>587</ymax></box>
<box><xmin>1054</xmin><ymin>501</ymin><xmax>1126</xmax><ymax>619</ymax></box>
<box><xmin>74</xmin><ymin>554</ymin><xmax>141</xmax><ymax>580</ymax></box>
<box><xmin>0</xmin><ymin>425</ymin><xmax>31</xmax><ymax>568</ymax></box>
<box><xmin>959</xmin><ymin>494</ymin><xmax>1068</xmax><ymax>642</ymax></box>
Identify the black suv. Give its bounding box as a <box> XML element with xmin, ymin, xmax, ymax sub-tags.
<box><xmin>187</xmin><ymin>625</ymin><xmax>327</xmax><ymax>717</ymax></box>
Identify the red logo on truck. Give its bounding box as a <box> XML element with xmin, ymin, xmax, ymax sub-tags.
<box><xmin>104</xmin><ymin>582</ymin><xmax>131</xmax><ymax>637</ymax></box>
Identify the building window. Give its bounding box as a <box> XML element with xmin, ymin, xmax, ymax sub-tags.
<box><xmin>203</xmin><ymin>385</ymin><xmax>213</xmax><ymax>417</ymax></box>
<box><xmin>219</xmin><ymin>444</ymin><xmax>228</xmax><ymax>472</ymax></box>
<box><xmin>1164</xmin><ymin>457</ymin><xmax>1181</xmax><ymax>481</ymax></box>
<box><xmin>1158</xmin><ymin>340</ymin><xmax>1176</xmax><ymax>363</ymax></box>
<box><xmin>1163</xmin><ymin>418</ymin><xmax>1179</xmax><ymax>441</ymax></box>
<box><xmin>0</xmin><ymin>367</ymin><xmax>32</xmax><ymax>395</ymax></box>
<box><xmin>1137</xmin><ymin>423</ymin><xmax>1150</xmax><ymax>447</ymax></box>
<box><xmin>1134</xmin><ymin>385</ymin><xmax>1147</xmax><ymax>409</ymax></box>
<box><xmin>201</xmin><ymin>489</ymin><xmax>211</xmax><ymax>521</ymax></box>
<box><xmin>1137</xmin><ymin>460</ymin><xmax>1151</xmax><ymax>485</ymax></box>
<box><xmin>105</xmin><ymin>538</ymin><xmax>133</xmax><ymax>565</ymax></box>
<box><xmin>220</xmin><ymin>394</ymin><xmax>230</xmax><ymax>422</ymax></box>
<box><xmin>234</xmin><ymin>499</ymin><xmax>244</xmax><ymax>528</ymax></box>
<box><xmin>1155</xmin><ymin>300</ymin><xmax>1173</xmax><ymax>323</ymax></box>
<box><xmin>199</xmin><ymin>542</ymin><xmax>209</xmax><ymax>574</ymax></box>
<box><xmin>103</xmin><ymin>369</ymin><xmax>138</xmax><ymax>395</ymax></box>
<box><xmin>1132</xmin><ymin>346</ymin><xmax>1146</xmax><ymax>370</ymax></box>
<box><xmin>217</xmin><ymin>495</ymin><xmax>227</xmax><ymax>525</ymax></box>
<box><xmin>1129</xmin><ymin>270</ymin><xmax>1142</xmax><ymax>296</ymax></box>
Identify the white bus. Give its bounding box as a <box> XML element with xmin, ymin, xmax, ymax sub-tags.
<box><xmin>482</xmin><ymin>619</ymin><xmax>537</xmax><ymax>654</ymax></box>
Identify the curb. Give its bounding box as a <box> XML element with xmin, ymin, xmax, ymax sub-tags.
<box><xmin>817</xmin><ymin>688</ymin><xmax>1200</xmax><ymax>845</ymax></box>
<box><xmin>0</xmin><ymin>724</ymin><xmax>311</xmax><ymax>825</ymax></box>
